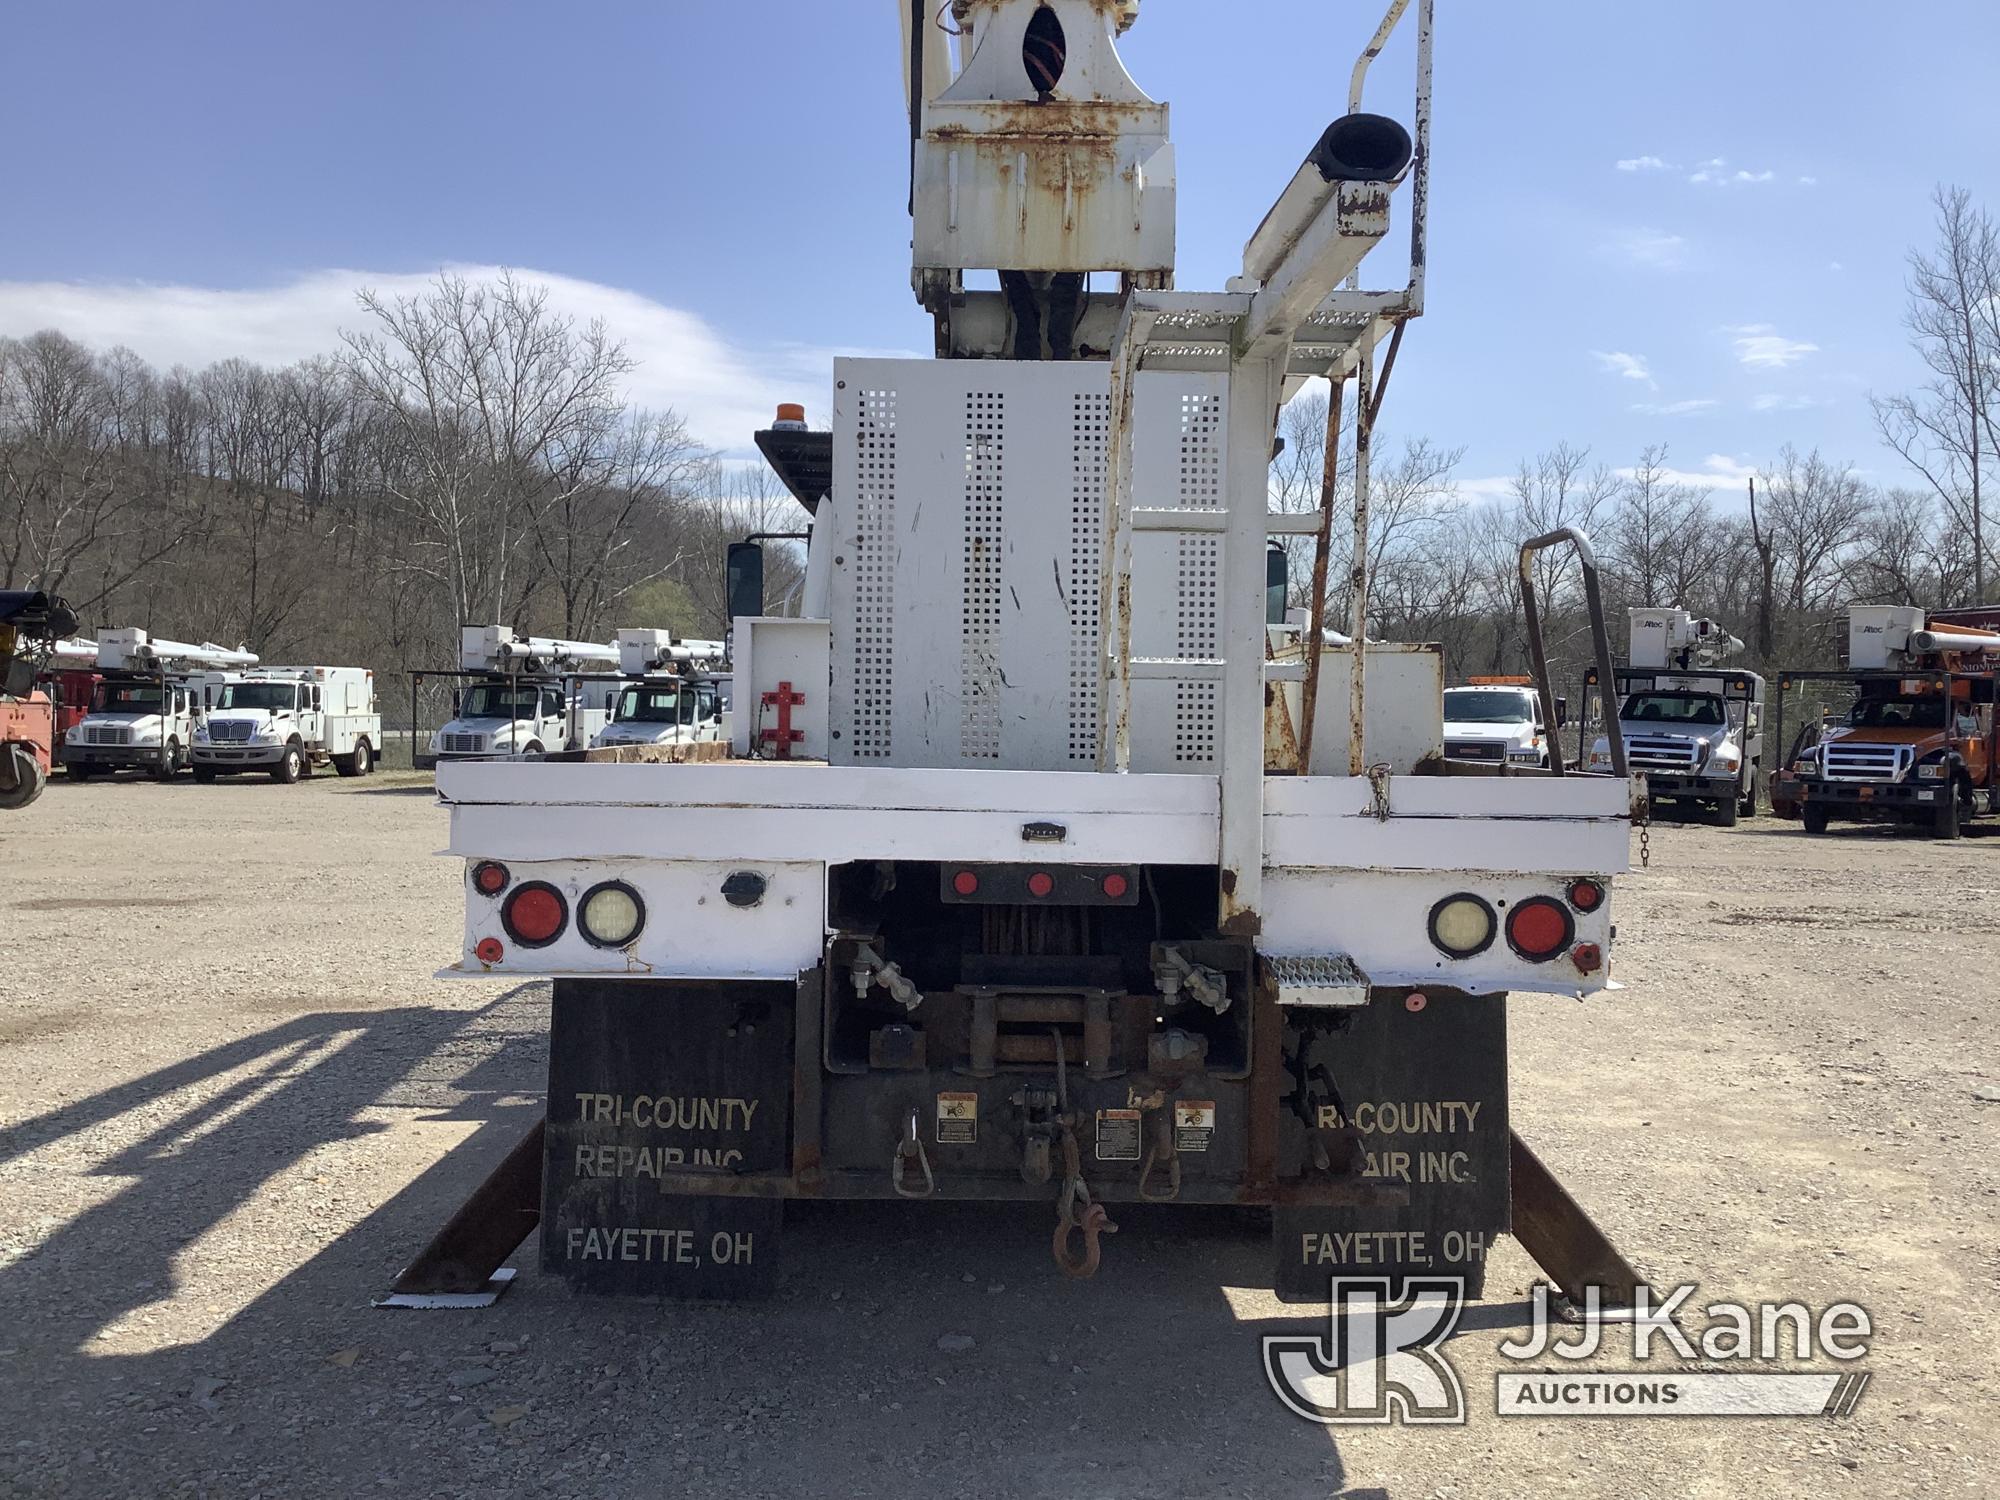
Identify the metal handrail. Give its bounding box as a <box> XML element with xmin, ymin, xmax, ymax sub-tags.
<box><xmin>1517</xmin><ymin>528</ymin><xmax>1627</xmax><ymax>779</ymax></box>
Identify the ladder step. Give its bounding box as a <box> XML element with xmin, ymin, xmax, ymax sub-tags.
<box><xmin>1131</xmin><ymin>507</ymin><xmax>1227</xmax><ymax>533</ymax></box>
<box><xmin>1265</xmin><ymin>511</ymin><xmax>1324</xmax><ymax>536</ymax></box>
<box><xmin>1127</xmin><ymin>657</ymin><xmax>1225</xmax><ymax>681</ymax></box>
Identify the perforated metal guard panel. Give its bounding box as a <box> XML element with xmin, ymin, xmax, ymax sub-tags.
<box><xmin>1068</xmin><ymin>392</ymin><xmax>1110</xmax><ymax>765</ymax></box>
<box><xmin>850</xmin><ymin>388</ymin><xmax>898</xmax><ymax>760</ymax></box>
<box><xmin>829</xmin><ymin>359</ymin><xmax>1229</xmax><ymax>773</ymax></box>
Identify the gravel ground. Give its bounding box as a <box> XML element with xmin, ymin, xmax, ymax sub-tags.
<box><xmin>0</xmin><ymin>774</ymin><xmax>1995</xmax><ymax>1499</ymax></box>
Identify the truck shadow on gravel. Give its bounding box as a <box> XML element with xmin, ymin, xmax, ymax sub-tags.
<box><xmin>0</xmin><ymin>985</ymin><xmax>1384</xmax><ymax>1498</ymax></box>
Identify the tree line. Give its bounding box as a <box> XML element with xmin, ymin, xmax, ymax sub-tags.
<box><xmin>0</xmin><ymin>273</ymin><xmax>802</xmax><ymax>725</ymax></box>
<box><xmin>3</xmin><ymin>189</ymin><xmax>1993</xmax><ymax>726</ymax></box>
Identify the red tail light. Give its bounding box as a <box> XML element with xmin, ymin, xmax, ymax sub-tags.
<box><xmin>474</xmin><ymin>936</ymin><xmax>505</xmax><ymax>963</ymax></box>
<box><xmin>952</xmin><ymin>870</ymin><xmax>980</xmax><ymax>896</ymax></box>
<box><xmin>1505</xmin><ymin>896</ymin><xmax>1574</xmax><ymax>962</ymax></box>
<box><xmin>1027</xmin><ymin>871</ymin><xmax>1055</xmax><ymax>898</ymax></box>
<box><xmin>1101</xmin><ymin>872</ymin><xmax>1130</xmax><ymax>900</ymax></box>
<box><xmin>502</xmin><ymin>881</ymin><xmax>568</xmax><ymax>948</ymax></box>
<box><xmin>473</xmin><ymin>860</ymin><xmax>510</xmax><ymax>896</ymax></box>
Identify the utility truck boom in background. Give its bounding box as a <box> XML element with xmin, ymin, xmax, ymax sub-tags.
<box><xmin>64</xmin><ymin>630</ymin><xmax>258</xmax><ymax>780</ymax></box>
<box><xmin>398</xmin><ymin>0</ymin><xmax>1653</xmax><ymax>1311</ymax></box>
<box><xmin>1585</xmin><ymin>608</ymin><xmax>1764</xmax><ymax>826</ymax></box>
<box><xmin>425</xmin><ymin>627</ymin><xmax>621</xmax><ymax>765</ymax></box>
<box><xmin>1777</xmin><ymin>604</ymin><xmax>2000</xmax><ymax>839</ymax></box>
<box><xmin>193</xmin><ymin>666</ymin><xmax>381</xmax><ymax>783</ymax></box>
<box><xmin>587</xmin><ymin>630</ymin><xmax>730</xmax><ymax>752</ymax></box>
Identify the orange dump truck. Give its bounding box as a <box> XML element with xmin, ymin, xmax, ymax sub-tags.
<box><xmin>0</xmin><ymin>590</ymin><xmax>81</xmax><ymax>811</ymax></box>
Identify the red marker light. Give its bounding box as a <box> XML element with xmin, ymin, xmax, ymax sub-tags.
<box><xmin>474</xmin><ymin>937</ymin><xmax>504</xmax><ymax>964</ymax></box>
<box><xmin>1571</xmin><ymin>942</ymin><xmax>1603</xmax><ymax>974</ymax></box>
<box><xmin>473</xmin><ymin>861</ymin><xmax>509</xmax><ymax>896</ymax></box>
<box><xmin>1566</xmin><ymin>878</ymin><xmax>1605</xmax><ymax>913</ymax></box>
<box><xmin>1027</xmin><ymin>871</ymin><xmax>1055</xmax><ymax>898</ymax></box>
<box><xmin>952</xmin><ymin>870</ymin><xmax>980</xmax><ymax>896</ymax></box>
<box><xmin>1101</xmin><ymin>872</ymin><xmax>1130</xmax><ymax>900</ymax></box>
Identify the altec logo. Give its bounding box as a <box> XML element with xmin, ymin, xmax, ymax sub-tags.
<box><xmin>1266</xmin><ymin>1279</ymin><xmax>1874</xmax><ymax>1426</ymax></box>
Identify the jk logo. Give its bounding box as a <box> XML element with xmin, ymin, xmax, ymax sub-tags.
<box><xmin>1263</xmin><ymin>1277</ymin><xmax>1467</xmax><ymax>1425</ymax></box>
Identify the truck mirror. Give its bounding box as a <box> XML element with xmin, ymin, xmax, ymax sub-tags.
<box><xmin>727</xmin><ymin>541</ymin><xmax>765</xmax><ymax>623</ymax></box>
<box><xmin>1265</xmin><ymin>543</ymin><xmax>1288</xmax><ymax>627</ymax></box>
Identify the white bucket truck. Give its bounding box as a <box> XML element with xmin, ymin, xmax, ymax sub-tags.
<box><xmin>416</xmin><ymin>1</ymin><xmax>1648</xmax><ymax>1308</ymax></box>
<box><xmin>1585</xmin><ymin>608</ymin><xmax>1764</xmax><ymax>825</ymax></box>
<box><xmin>588</xmin><ymin>629</ymin><xmax>730</xmax><ymax>751</ymax></box>
<box><xmin>428</xmin><ymin>626</ymin><xmax>619</xmax><ymax>763</ymax></box>
<box><xmin>64</xmin><ymin>630</ymin><xmax>259</xmax><ymax>780</ymax></box>
<box><xmin>192</xmin><ymin>665</ymin><xmax>382</xmax><ymax>783</ymax></box>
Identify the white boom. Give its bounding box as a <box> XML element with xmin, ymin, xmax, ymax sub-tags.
<box><xmin>459</xmin><ymin>625</ymin><xmax>619</xmax><ymax>674</ymax></box>
<box><xmin>1628</xmin><ymin>608</ymin><xmax>1744</xmax><ymax>671</ymax></box>
<box><xmin>615</xmin><ymin>629</ymin><xmax>728</xmax><ymax>677</ymax></box>
<box><xmin>95</xmin><ymin>628</ymin><xmax>259</xmax><ymax>672</ymax></box>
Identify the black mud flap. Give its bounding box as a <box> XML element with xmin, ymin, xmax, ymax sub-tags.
<box><xmin>1272</xmin><ymin>992</ymin><xmax>1509</xmax><ymax>1303</ymax></box>
<box><xmin>542</xmin><ymin>978</ymin><xmax>792</xmax><ymax>1299</ymax></box>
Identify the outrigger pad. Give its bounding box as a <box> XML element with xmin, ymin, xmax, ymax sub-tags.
<box><xmin>542</xmin><ymin>979</ymin><xmax>792</xmax><ymax>1299</ymax></box>
<box><xmin>1272</xmin><ymin>992</ymin><xmax>1509</xmax><ymax>1302</ymax></box>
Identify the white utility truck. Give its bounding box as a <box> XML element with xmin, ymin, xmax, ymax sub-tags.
<box><xmin>193</xmin><ymin>666</ymin><xmax>382</xmax><ymax>783</ymax></box>
<box><xmin>587</xmin><ymin>630</ymin><xmax>729</xmax><ymax>751</ymax></box>
<box><xmin>1442</xmin><ymin>678</ymin><xmax>1560</xmax><ymax>769</ymax></box>
<box><xmin>1586</xmin><ymin>608</ymin><xmax>1764</xmax><ymax>825</ymax></box>
<box><xmin>428</xmin><ymin>627</ymin><xmax>619</xmax><ymax>763</ymax></box>
<box><xmin>64</xmin><ymin>630</ymin><xmax>259</xmax><ymax>780</ymax></box>
<box><xmin>421</xmin><ymin>0</ymin><xmax>1640</xmax><ymax>1306</ymax></box>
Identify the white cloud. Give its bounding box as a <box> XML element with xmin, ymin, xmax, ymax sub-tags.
<box><xmin>1592</xmin><ymin>350</ymin><xmax>1656</xmax><ymax>387</ymax></box>
<box><xmin>1609</xmin><ymin>228</ymin><xmax>1688</xmax><ymax>270</ymax></box>
<box><xmin>1617</xmin><ymin>453</ymin><xmax>1758</xmax><ymax>491</ymax></box>
<box><xmin>1798</xmin><ymin>175</ymin><xmax>1819</xmax><ymax>187</ymax></box>
<box><xmin>1728</xmin><ymin>323</ymin><xmax>1820</xmax><ymax>369</ymax></box>
<box><xmin>1752</xmin><ymin>393</ymin><xmax>1830</xmax><ymax>412</ymax></box>
<box><xmin>1456</xmin><ymin>475</ymin><xmax>1517</xmax><ymax>504</ymax></box>
<box><xmin>1632</xmin><ymin>398</ymin><xmax>1718</xmax><ymax>416</ymax></box>
<box><xmin>1690</xmin><ymin>161</ymin><xmax>1776</xmax><ymax>186</ymax></box>
<box><xmin>0</xmin><ymin>266</ymin><xmax>911</xmax><ymax>456</ymax></box>
<box><xmin>1616</xmin><ymin>155</ymin><xmax>1673</xmax><ymax>172</ymax></box>
<box><xmin>1828</xmin><ymin>260</ymin><xmax>1844</xmax><ymax>272</ymax></box>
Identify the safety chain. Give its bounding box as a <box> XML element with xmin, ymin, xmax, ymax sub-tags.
<box><xmin>1636</xmin><ymin>790</ymin><xmax>1652</xmax><ymax>870</ymax></box>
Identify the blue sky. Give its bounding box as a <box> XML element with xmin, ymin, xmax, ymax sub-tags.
<box><xmin>4</xmin><ymin>0</ymin><xmax>1996</xmax><ymax>499</ymax></box>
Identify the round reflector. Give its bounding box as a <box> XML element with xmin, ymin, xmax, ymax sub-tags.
<box><xmin>1427</xmin><ymin>893</ymin><xmax>1496</xmax><ymax>960</ymax></box>
<box><xmin>1027</xmin><ymin>871</ymin><xmax>1055</xmax><ymax>898</ymax></box>
<box><xmin>952</xmin><ymin>870</ymin><xmax>980</xmax><ymax>896</ymax></box>
<box><xmin>472</xmin><ymin>860</ymin><xmax>509</xmax><ymax>896</ymax></box>
<box><xmin>501</xmin><ymin>881</ymin><xmax>568</xmax><ymax>948</ymax></box>
<box><xmin>474</xmin><ymin>936</ymin><xmax>504</xmax><ymax>964</ymax></box>
<box><xmin>1505</xmin><ymin>896</ymin><xmax>1575</xmax><ymax>962</ymax></box>
<box><xmin>1566</xmin><ymin>878</ymin><xmax>1605</xmax><ymax>913</ymax></box>
<box><xmin>1101</xmin><ymin>871</ymin><xmax>1130</xmax><ymax>900</ymax></box>
<box><xmin>578</xmin><ymin>881</ymin><xmax>644</xmax><ymax>949</ymax></box>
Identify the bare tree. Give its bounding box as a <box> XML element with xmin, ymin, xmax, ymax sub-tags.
<box><xmin>1872</xmin><ymin>185</ymin><xmax>1999</xmax><ymax>599</ymax></box>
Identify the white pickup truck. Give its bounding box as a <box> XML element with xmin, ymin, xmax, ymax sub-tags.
<box><xmin>1441</xmin><ymin>681</ymin><xmax>1558</xmax><ymax>770</ymax></box>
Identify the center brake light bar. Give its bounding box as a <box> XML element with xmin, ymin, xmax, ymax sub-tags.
<box><xmin>939</xmin><ymin>865</ymin><xmax>1141</xmax><ymax>906</ymax></box>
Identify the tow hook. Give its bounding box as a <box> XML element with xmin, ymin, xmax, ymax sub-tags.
<box><xmin>890</xmin><ymin>1108</ymin><xmax>935</xmax><ymax>1198</ymax></box>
